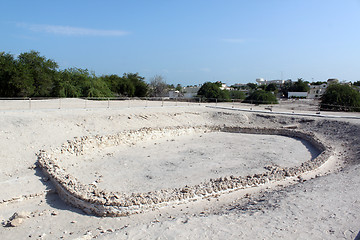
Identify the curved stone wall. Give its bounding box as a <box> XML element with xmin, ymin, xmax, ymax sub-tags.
<box><xmin>37</xmin><ymin>126</ymin><xmax>332</xmax><ymax>217</ymax></box>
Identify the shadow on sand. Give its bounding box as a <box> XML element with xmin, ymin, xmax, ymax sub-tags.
<box><xmin>34</xmin><ymin>161</ymin><xmax>92</xmax><ymax>217</ymax></box>
<box><xmin>295</xmin><ymin>136</ymin><xmax>322</xmax><ymax>160</ymax></box>
<box><xmin>355</xmin><ymin>231</ymin><xmax>360</xmax><ymax>240</ymax></box>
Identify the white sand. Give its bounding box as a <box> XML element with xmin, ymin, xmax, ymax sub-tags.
<box><xmin>60</xmin><ymin>131</ymin><xmax>319</xmax><ymax>194</ymax></box>
<box><xmin>0</xmin><ymin>99</ymin><xmax>359</xmax><ymax>239</ymax></box>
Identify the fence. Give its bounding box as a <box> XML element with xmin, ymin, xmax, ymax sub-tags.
<box><xmin>0</xmin><ymin>97</ymin><xmax>358</xmax><ymax>113</ymax></box>
<box><xmin>0</xmin><ymin>97</ymin><xmax>270</xmax><ymax>111</ymax></box>
<box><xmin>0</xmin><ymin>97</ymin><xmax>206</xmax><ymax>111</ymax></box>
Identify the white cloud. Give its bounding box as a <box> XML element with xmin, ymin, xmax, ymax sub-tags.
<box><xmin>18</xmin><ymin>23</ymin><xmax>129</xmax><ymax>36</ymax></box>
<box><xmin>221</xmin><ymin>38</ymin><xmax>246</xmax><ymax>43</ymax></box>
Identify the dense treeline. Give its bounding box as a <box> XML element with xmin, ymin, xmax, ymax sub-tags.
<box><xmin>197</xmin><ymin>82</ymin><xmax>230</xmax><ymax>102</ymax></box>
<box><xmin>197</xmin><ymin>82</ymin><xmax>245</xmax><ymax>102</ymax></box>
<box><xmin>0</xmin><ymin>51</ymin><xmax>148</xmax><ymax>98</ymax></box>
<box><xmin>243</xmin><ymin>90</ymin><xmax>278</xmax><ymax>104</ymax></box>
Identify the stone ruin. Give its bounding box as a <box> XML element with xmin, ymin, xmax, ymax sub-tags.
<box><xmin>37</xmin><ymin>125</ymin><xmax>333</xmax><ymax>217</ymax></box>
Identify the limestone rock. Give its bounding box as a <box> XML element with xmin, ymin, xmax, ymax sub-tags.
<box><xmin>6</xmin><ymin>212</ymin><xmax>29</xmax><ymax>227</ymax></box>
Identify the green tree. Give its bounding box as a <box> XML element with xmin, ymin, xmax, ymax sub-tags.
<box><xmin>244</xmin><ymin>90</ymin><xmax>278</xmax><ymax>104</ymax></box>
<box><xmin>0</xmin><ymin>52</ymin><xmax>16</xmax><ymax>97</ymax></box>
<box><xmin>0</xmin><ymin>51</ymin><xmax>150</xmax><ymax>98</ymax></box>
<box><xmin>353</xmin><ymin>81</ymin><xmax>360</xmax><ymax>86</ymax></box>
<box><xmin>281</xmin><ymin>78</ymin><xmax>309</xmax><ymax>98</ymax></box>
<box><xmin>56</xmin><ymin>68</ymin><xmax>112</xmax><ymax>98</ymax></box>
<box><xmin>101</xmin><ymin>74</ymin><xmax>135</xmax><ymax>97</ymax></box>
<box><xmin>123</xmin><ymin>73</ymin><xmax>148</xmax><ymax>97</ymax></box>
<box><xmin>258</xmin><ymin>85</ymin><xmax>266</xmax><ymax>90</ymax></box>
<box><xmin>18</xmin><ymin>50</ymin><xmax>59</xmax><ymax>97</ymax></box>
<box><xmin>247</xmin><ymin>83</ymin><xmax>258</xmax><ymax>90</ymax></box>
<box><xmin>52</xmin><ymin>69</ymin><xmax>82</xmax><ymax>97</ymax></box>
<box><xmin>265</xmin><ymin>83</ymin><xmax>277</xmax><ymax>92</ymax></box>
<box><xmin>197</xmin><ymin>82</ymin><xmax>230</xmax><ymax>102</ymax></box>
<box><xmin>61</xmin><ymin>68</ymin><xmax>92</xmax><ymax>97</ymax></box>
<box><xmin>79</xmin><ymin>70</ymin><xmax>113</xmax><ymax>97</ymax></box>
<box><xmin>118</xmin><ymin>77</ymin><xmax>135</xmax><ymax>97</ymax></box>
<box><xmin>85</xmin><ymin>77</ymin><xmax>113</xmax><ymax>98</ymax></box>
<box><xmin>320</xmin><ymin>83</ymin><xmax>360</xmax><ymax>112</ymax></box>
<box><xmin>0</xmin><ymin>52</ymin><xmax>34</xmax><ymax>97</ymax></box>
<box><xmin>229</xmin><ymin>90</ymin><xmax>245</xmax><ymax>100</ymax></box>
<box><xmin>289</xmin><ymin>78</ymin><xmax>309</xmax><ymax>92</ymax></box>
<box><xmin>311</xmin><ymin>81</ymin><xmax>327</xmax><ymax>85</ymax></box>
<box><xmin>175</xmin><ymin>84</ymin><xmax>182</xmax><ymax>91</ymax></box>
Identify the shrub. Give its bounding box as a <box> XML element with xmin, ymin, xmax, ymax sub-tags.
<box><xmin>197</xmin><ymin>82</ymin><xmax>230</xmax><ymax>102</ymax></box>
<box><xmin>243</xmin><ymin>90</ymin><xmax>278</xmax><ymax>104</ymax></box>
<box><xmin>320</xmin><ymin>84</ymin><xmax>360</xmax><ymax>112</ymax></box>
<box><xmin>229</xmin><ymin>90</ymin><xmax>245</xmax><ymax>100</ymax></box>
<box><xmin>265</xmin><ymin>83</ymin><xmax>277</xmax><ymax>92</ymax></box>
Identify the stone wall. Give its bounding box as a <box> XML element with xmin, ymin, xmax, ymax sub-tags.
<box><xmin>37</xmin><ymin>126</ymin><xmax>332</xmax><ymax>217</ymax></box>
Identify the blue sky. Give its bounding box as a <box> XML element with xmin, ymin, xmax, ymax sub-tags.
<box><xmin>1</xmin><ymin>0</ymin><xmax>360</xmax><ymax>86</ymax></box>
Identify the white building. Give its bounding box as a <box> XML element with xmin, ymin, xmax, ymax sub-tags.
<box><xmin>219</xmin><ymin>83</ymin><xmax>233</xmax><ymax>90</ymax></box>
<box><xmin>232</xmin><ymin>83</ymin><xmax>247</xmax><ymax>88</ymax></box>
<box><xmin>182</xmin><ymin>86</ymin><xmax>200</xmax><ymax>99</ymax></box>
<box><xmin>327</xmin><ymin>78</ymin><xmax>339</xmax><ymax>85</ymax></box>
<box><xmin>256</xmin><ymin>78</ymin><xmax>287</xmax><ymax>86</ymax></box>
<box><xmin>168</xmin><ymin>90</ymin><xmax>181</xmax><ymax>99</ymax></box>
<box><xmin>308</xmin><ymin>83</ymin><xmax>327</xmax><ymax>99</ymax></box>
<box><xmin>307</xmin><ymin>79</ymin><xmax>340</xmax><ymax>99</ymax></box>
<box><xmin>268</xmin><ymin>79</ymin><xmax>285</xmax><ymax>85</ymax></box>
<box><xmin>256</xmin><ymin>78</ymin><xmax>266</xmax><ymax>85</ymax></box>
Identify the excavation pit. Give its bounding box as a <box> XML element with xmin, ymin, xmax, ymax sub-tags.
<box><xmin>59</xmin><ymin>131</ymin><xmax>321</xmax><ymax>194</ymax></box>
<box><xmin>37</xmin><ymin>126</ymin><xmax>331</xmax><ymax>216</ymax></box>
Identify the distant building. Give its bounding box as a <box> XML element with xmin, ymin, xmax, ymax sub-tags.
<box><xmin>232</xmin><ymin>83</ymin><xmax>247</xmax><ymax>88</ymax></box>
<box><xmin>306</xmin><ymin>78</ymin><xmax>341</xmax><ymax>99</ymax></box>
<box><xmin>268</xmin><ymin>79</ymin><xmax>285</xmax><ymax>85</ymax></box>
<box><xmin>327</xmin><ymin>78</ymin><xmax>339</xmax><ymax>84</ymax></box>
<box><xmin>308</xmin><ymin>83</ymin><xmax>327</xmax><ymax>99</ymax></box>
<box><xmin>256</xmin><ymin>78</ymin><xmax>266</xmax><ymax>85</ymax></box>
<box><xmin>256</xmin><ymin>78</ymin><xmax>289</xmax><ymax>86</ymax></box>
<box><xmin>182</xmin><ymin>86</ymin><xmax>200</xmax><ymax>99</ymax></box>
<box><xmin>219</xmin><ymin>83</ymin><xmax>233</xmax><ymax>90</ymax></box>
<box><xmin>168</xmin><ymin>90</ymin><xmax>182</xmax><ymax>99</ymax></box>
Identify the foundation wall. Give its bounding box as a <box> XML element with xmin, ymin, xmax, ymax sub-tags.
<box><xmin>37</xmin><ymin>126</ymin><xmax>332</xmax><ymax>217</ymax></box>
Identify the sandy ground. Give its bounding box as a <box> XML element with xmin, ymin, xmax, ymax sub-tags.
<box><xmin>60</xmin><ymin>132</ymin><xmax>319</xmax><ymax>194</ymax></box>
<box><xmin>0</xmin><ymin>98</ymin><xmax>359</xmax><ymax>239</ymax></box>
